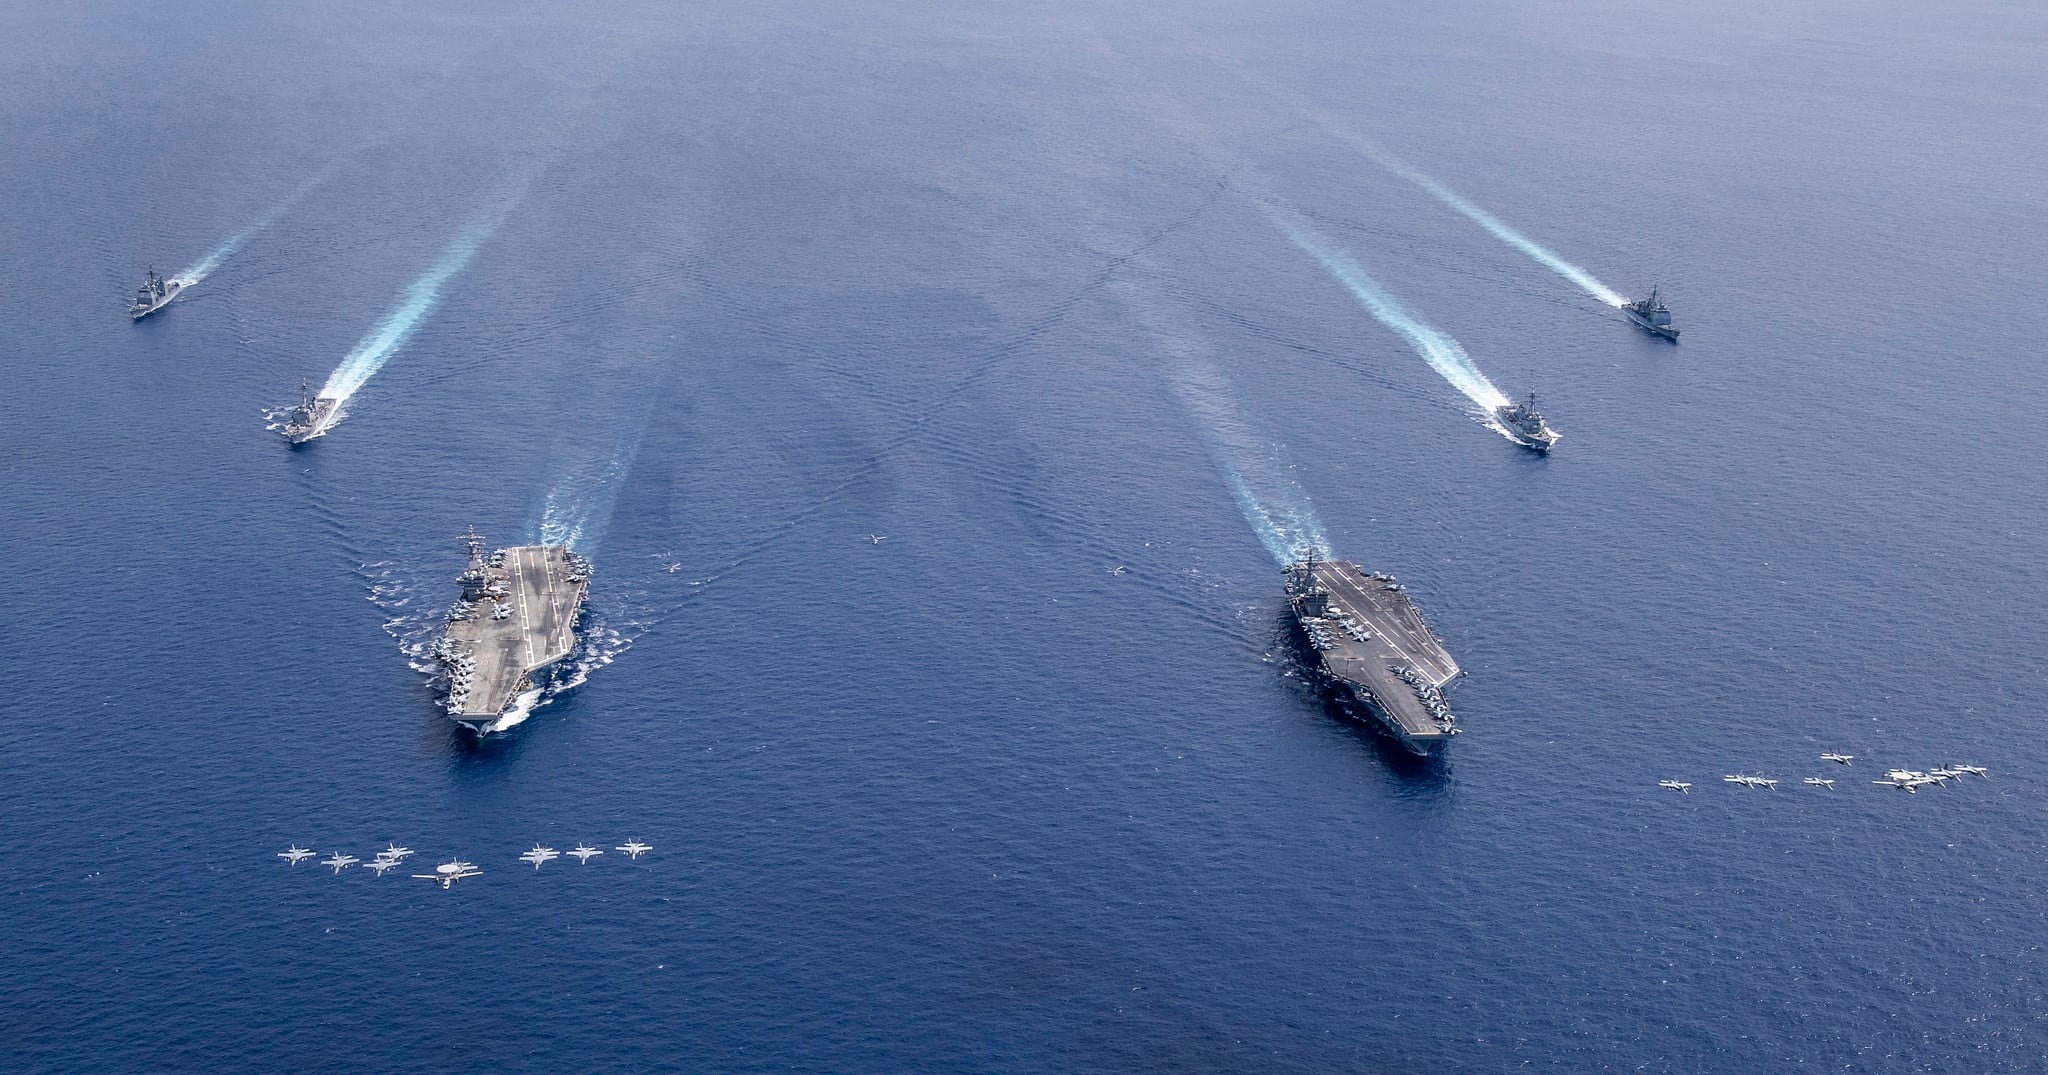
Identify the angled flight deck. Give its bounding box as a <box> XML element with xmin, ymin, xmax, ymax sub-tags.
<box><xmin>1285</xmin><ymin>557</ymin><xmax>1462</xmax><ymax>754</ymax></box>
<box><xmin>435</xmin><ymin>530</ymin><xmax>590</xmax><ymax>733</ymax></box>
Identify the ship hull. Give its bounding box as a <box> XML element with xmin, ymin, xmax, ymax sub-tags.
<box><xmin>1492</xmin><ymin>410</ymin><xmax>1557</xmax><ymax>453</ymax></box>
<box><xmin>437</xmin><ymin>543</ymin><xmax>590</xmax><ymax>735</ymax></box>
<box><xmin>130</xmin><ymin>281</ymin><xmax>186</xmax><ymax>320</ymax></box>
<box><xmin>1624</xmin><ymin>309</ymin><xmax>1679</xmax><ymax>341</ymax></box>
<box><xmin>1328</xmin><ymin>676</ymin><xmax>1450</xmax><ymax>756</ymax></box>
<box><xmin>284</xmin><ymin>399</ymin><xmax>343</xmax><ymax>445</ymax></box>
<box><xmin>1282</xmin><ymin>560</ymin><xmax>1461</xmax><ymax>756</ymax></box>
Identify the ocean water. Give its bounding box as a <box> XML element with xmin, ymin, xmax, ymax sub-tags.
<box><xmin>4</xmin><ymin>0</ymin><xmax>2046</xmax><ymax>1070</ymax></box>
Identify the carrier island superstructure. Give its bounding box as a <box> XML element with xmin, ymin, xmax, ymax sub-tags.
<box><xmin>1284</xmin><ymin>557</ymin><xmax>1462</xmax><ymax>754</ymax></box>
<box><xmin>434</xmin><ymin>528</ymin><xmax>590</xmax><ymax>734</ymax></box>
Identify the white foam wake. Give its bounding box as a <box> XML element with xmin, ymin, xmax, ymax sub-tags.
<box><xmin>317</xmin><ymin>207</ymin><xmax>508</xmax><ymax>404</ymax></box>
<box><xmin>1245</xmin><ymin>77</ymin><xmax>1623</xmax><ymax>306</ymax></box>
<box><xmin>1359</xmin><ymin>145</ymin><xmax>1627</xmax><ymax>307</ymax></box>
<box><xmin>534</xmin><ymin>413</ymin><xmax>650</xmax><ymax>558</ymax></box>
<box><xmin>1132</xmin><ymin>292</ymin><xmax>1330</xmax><ymax>567</ymax></box>
<box><xmin>1272</xmin><ymin>215</ymin><xmax>1511</xmax><ymax>411</ymax></box>
<box><xmin>176</xmin><ymin>171</ymin><xmax>331</xmax><ymax>285</ymax></box>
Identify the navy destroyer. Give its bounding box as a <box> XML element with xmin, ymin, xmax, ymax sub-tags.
<box><xmin>1494</xmin><ymin>392</ymin><xmax>1559</xmax><ymax>452</ymax></box>
<box><xmin>1284</xmin><ymin>557</ymin><xmax>1462</xmax><ymax>754</ymax></box>
<box><xmin>433</xmin><ymin>528</ymin><xmax>591</xmax><ymax>735</ymax></box>
<box><xmin>279</xmin><ymin>383</ymin><xmax>344</xmax><ymax>445</ymax></box>
<box><xmin>129</xmin><ymin>268</ymin><xmax>185</xmax><ymax>320</ymax></box>
<box><xmin>1622</xmin><ymin>287</ymin><xmax>1679</xmax><ymax>341</ymax></box>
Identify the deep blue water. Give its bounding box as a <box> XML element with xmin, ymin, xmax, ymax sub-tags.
<box><xmin>5</xmin><ymin>1</ymin><xmax>2047</xmax><ymax>1070</ymax></box>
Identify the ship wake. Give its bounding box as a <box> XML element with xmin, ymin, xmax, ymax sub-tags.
<box><xmin>1123</xmin><ymin>280</ymin><xmax>1329</xmax><ymax>567</ymax></box>
<box><xmin>176</xmin><ymin>169</ymin><xmax>332</xmax><ymax>286</ymax></box>
<box><xmin>533</xmin><ymin>403</ymin><xmax>652</xmax><ymax>558</ymax></box>
<box><xmin>1363</xmin><ymin>147</ymin><xmax>1626</xmax><ymax>307</ymax></box>
<box><xmin>1227</xmin><ymin>65</ymin><xmax>1625</xmax><ymax>307</ymax></box>
<box><xmin>1273</xmin><ymin>214</ymin><xmax>1511</xmax><ymax>412</ymax></box>
<box><xmin>316</xmin><ymin>200</ymin><xmax>514</xmax><ymax>407</ymax></box>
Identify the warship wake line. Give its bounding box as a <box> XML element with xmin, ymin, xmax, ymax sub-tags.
<box><xmin>1339</xmin><ymin>140</ymin><xmax>1625</xmax><ymax>307</ymax></box>
<box><xmin>1273</xmin><ymin>215</ymin><xmax>1510</xmax><ymax>410</ymax></box>
<box><xmin>535</xmin><ymin>412</ymin><xmax>653</xmax><ymax>558</ymax></box>
<box><xmin>1164</xmin><ymin>358</ymin><xmax>1328</xmax><ymax>565</ymax></box>
<box><xmin>1226</xmin><ymin>62</ymin><xmax>1625</xmax><ymax>307</ymax></box>
<box><xmin>1111</xmin><ymin>275</ymin><xmax>1329</xmax><ymax>564</ymax></box>
<box><xmin>278</xmin><ymin>206</ymin><xmax>511</xmax><ymax>444</ymax></box>
<box><xmin>320</xmin><ymin>215</ymin><xmax>499</xmax><ymax>402</ymax></box>
<box><xmin>179</xmin><ymin>171</ymin><xmax>333</xmax><ymax>286</ymax></box>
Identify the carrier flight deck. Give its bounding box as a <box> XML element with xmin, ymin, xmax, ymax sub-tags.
<box><xmin>435</xmin><ymin>530</ymin><xmax>590</xmax><ymax>733</ymax></box>
<box><xmin>1284</xmin><ymin>557</ymin><xmax>1463</xmax><ymax>754</ymax></box>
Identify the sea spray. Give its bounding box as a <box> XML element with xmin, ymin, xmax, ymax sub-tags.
<box><xmin>1270</xmin><ymin>213</ymin><xmax>1511</xmax><ymax>411</ymax></box>
<box><xmin>317</xmin><ymin>205</ymin><xmax>510</xmax><ymax>403</ymax></box>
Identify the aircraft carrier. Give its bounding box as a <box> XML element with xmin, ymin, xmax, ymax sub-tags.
<box><xmin>433</xmin><ymin>528</ymin><xmax>591</xmax><ymax>734</ymax></box>
<box><xmin>1284</xmin><ymin>557</ymin><xmax>1462</xmax><ymax>754</ymax></box>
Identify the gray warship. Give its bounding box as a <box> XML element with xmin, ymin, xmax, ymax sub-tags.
<box><xmin>433</xmin><ymin>528</ymin><xmax>591</xmax><ymax>735</ymax></box>
<box><xmin>1622</xmin><ymin>287</ymin><xmax>1679</xmax><ymax>341</ymax></box>
<box><xmin>1284</xmin><ymin>556</ymin><xmax>1462</xmax><ymax>755</ymax></box>
<box><xmin>129</xmin><ymin>268</ymin><xmax>185</xmax><ymax>320</ymax></box>
<box><xmin>279</xmin><ymin>383</ymin><xmax>344</xmax><ymax>445</ymax></box>
<box><xmin>1494</xmin><ymin>392</ymin><xmax>1559</xmax><ymax>452</ymax></box>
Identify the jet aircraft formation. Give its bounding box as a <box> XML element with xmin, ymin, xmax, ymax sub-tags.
<box><xmin>275</xmin><ymin>839</ymin><xmax>651</xmax><ymax>889</ymax></box>
<box><xmin>1656</xmin><ymin>755</ymin><xmax>1988</xmax><ymax>796</ymax></box>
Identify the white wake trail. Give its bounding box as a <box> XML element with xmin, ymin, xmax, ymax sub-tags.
<box><xmin>176</xmin><ymin>171</ymin><xmax>331</xmax><ymax>285</ymax></box>
<box><xmin>1230</xmin><ymin>65</ymin><xmax>1625</xmax><ymax>306</ymax></box>
<box><xmin>1356</xmin><ymin>143</ymin><xmax>1627</xmax><ymax>307</ymax></box>
<box><xmin>534</xmin><ymin>404</ymin><xmax>653</xmax><ymax>559</ymax></box>
<box><xmin>1130</xmin><ymin>289</ymin><xmax>1329</xmax><ymax>566</ymax></box>
<box><xmin>1272</xmin><ymin>213</ymin><xmax>1510</xmax><ymax>411</ymax></box>
<box><xmin>318</xmin><ymin>207</ymin><xmax>508</xmax><ymax>404</ymax></box>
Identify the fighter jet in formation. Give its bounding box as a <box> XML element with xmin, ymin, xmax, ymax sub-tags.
<box><xmin>616</xmin><ymin>840</ymin><xmax>653</xmax><ymax>860</ymax></box>
<box><xmin>277</xmin><ymin>846</ymin><xmax>315</xmax><ymax>865</ymax></box>
<box><xmin>1874</xmin><ymin>769</ymin><xmax>1946</xmax><ymax>793</ymax></box>
<box><xmin>519</xmin><ymin>846</ymin><xmax>561</xmax><ymax>870</ymax></box>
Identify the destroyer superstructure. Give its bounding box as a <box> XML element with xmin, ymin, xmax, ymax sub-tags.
<box><xmin>129</xmin><ymin>268</ymin><xmax>185</xmax><ymax>320</ymax></box>
<box><xmin>434</xmin><ymin>528</ymin><xmax>590</xmax><ymax>734</ymax></box>
<box><xmin>1284</xmin><ymin>557</ymin><xmax>1462</xmax><ymax>754</ymax></box>
<box><xmin>1622</xmin><ymin>287</ymin><xmax>1680</xmax><ymax>341</ymax></box>
<box><xmin>279</xmin><ymin>383</ymin><xmax>344</xmax><ymax>445</ymax></box>
<box><xmin>1494</xmin><ymin>392</ymin><xmax>1559</xmax><ymax>452</ymax></box>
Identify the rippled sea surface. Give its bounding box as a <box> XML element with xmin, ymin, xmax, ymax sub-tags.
<box><xmin>4</xmin><ymin>1</ymin><xmax>2046</xmax><ymax>1070</ymax></box>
